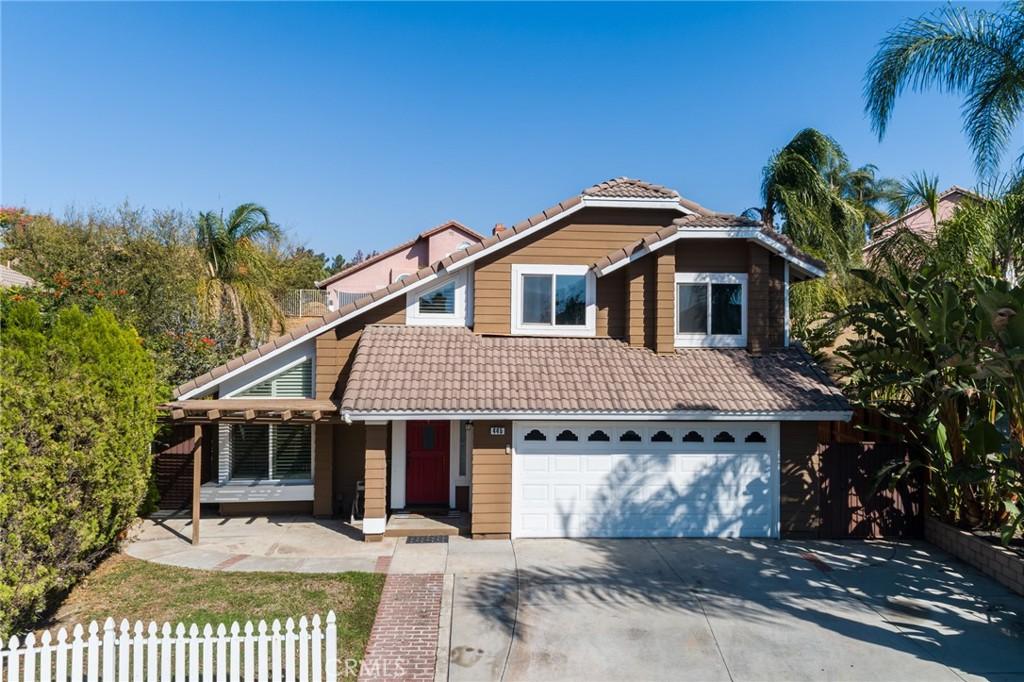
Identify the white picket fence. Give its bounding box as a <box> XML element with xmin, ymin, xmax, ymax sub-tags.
<box><xmin>1</xmin><ymin>612</ymin><xmax>337</xmax><ymax>682</ymax></box>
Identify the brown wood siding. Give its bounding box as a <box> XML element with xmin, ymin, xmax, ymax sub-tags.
<box><xmin>675</xmin><ymin>240</ymin><xmax>748</xmax><ymax>272</ymax></box>
<box><xmin>746</xmin><ymin>243</ymin><xmax>771</xmax><ymax>354</ymax></box>
<box><xmin>314</xmin><ymin>297</ymin><xmax>405</xmax><ymax>400</ymax></box>
<box><xmin>655</xmin><ymin>250</ymin><xmax>675</xmax><ymax>353</ymax></box>
<box><xmin>597</xmin><ymin>270</ymin><xmax>625</xmax><ymax>339</ymax></box>
<box><xmin>471</xmin><ymin>420</ymin><xmax>512</xmax><ymax>535</ymax></box>
<box><xmin>472</xmin><ymin>208</ymin><xmax>679</xmax><ymax>335</ymax></box>
<box><xmin>313</xmin><ymin>423</ymin><xmax>334</xmax><ymax>517</ymax></box>
<box><xmin>779</xmin><ymin>421</ymin><xmax>821</xmax><ymax>538</ymax></box>
<box><xmin>364</xmin><ymin>423</ymin><xmax>388</xmax><ymax>522</ymax></box>
<box><xmin>333</xmin><ymin>422</ymin><xmax>366</xmax><ymax>517</ymax></box>
<box><xmin>625</xmin><ymin>261</ymin><xmax>646</xmax><ymax>347</ymax></box>
<box><xmin>768</xmin><ymin>255</ymin><xmax>786</xmax><ymax>348</ymax></box>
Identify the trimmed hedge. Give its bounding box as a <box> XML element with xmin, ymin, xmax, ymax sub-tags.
<box><xmin>0</xmin><ymin>302</ymin><xmax>160</xmax><ymax>637</ymax></box>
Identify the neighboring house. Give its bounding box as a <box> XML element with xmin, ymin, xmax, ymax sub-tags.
<box><xmin>164</xmin><ymin>177</ymin><xmax>851</xmax><ymax>541</ymax></box>
<box><xmin>315</xmin><ymin>220</ymin><xmax>484</xmax><ymax>309</ymax></box>
<box><xmin>865</xmin><ymin>185</ymin><xmax>979</xmax><ymax>254</ymax></box>
<box><xmin>0</xmin><ymin>263</ymin><xmax>36</xmax><ymax>288</ymax></box>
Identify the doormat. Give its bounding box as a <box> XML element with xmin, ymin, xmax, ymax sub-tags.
<box><xmin>406</xmin><ymin>535</ymin><xmax>449</xmax><ymax>544</ymax></box>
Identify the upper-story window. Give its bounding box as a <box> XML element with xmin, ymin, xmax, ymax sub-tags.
<box><xmin>406</xmin><ymin>270</ymin><xmax>469</xmax><ymax>326</ymax></box>
<box><xmin>675</xmin><ymin>273</ymin><xmax>747</xmax><ymax>347</ymax></box>
<box><xmin>511</xmin><ymin>264</ymin><xmax>595</xmax><ymax>336</ymax></box>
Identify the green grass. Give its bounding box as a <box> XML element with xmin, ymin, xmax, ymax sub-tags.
<box><xmin>40</xmin><ymin>554</ymin><xmax>384</xmax><ymax>664</ymax></box>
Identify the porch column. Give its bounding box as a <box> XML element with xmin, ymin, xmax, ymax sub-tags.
<box><xmin>191</xmin><ymin>424</ymin><xmax>202</xmax><ymax>545</ymax></box>
<box><xmin>313</xmin><ymin>424</ymin><xmax>334</xmax><ymax>517</ymax></box>
<box><xmin>363</xmin><ymin>421</ymin><xmax>388</xmax><ymax>541</ymax></box>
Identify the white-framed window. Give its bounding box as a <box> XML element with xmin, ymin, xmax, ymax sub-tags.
<box><xmin>226</xmin><ymin>423</ymin><xmax>313</xmax><ymax>482</ymax></box>
<box><xmin>511</xmin><ymin>264</ymin><xmax>595</xmax><ymax>336</ymax></box>
<box><xmin>405</xmin><ymin>270</ymin><xmax>469</xmax><ymax>326</ymax></box>
<box><xmin>675</xmin><ymin>273</ymin><xmax>747</xmax><ymax>347</ymax></box>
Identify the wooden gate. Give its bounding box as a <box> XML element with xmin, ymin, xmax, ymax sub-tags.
<box><xmin>817</xmin><ymin>441</ymin><xmax>925</xmax><ymax>539</ymax></box>
<box><xmin>151</xmin><ymin>425</ymin><xmax>212</xmax><ymax>512</ymax></box>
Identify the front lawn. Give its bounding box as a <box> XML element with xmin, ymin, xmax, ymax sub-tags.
<box><xmin>38</xmin><ymin>554</ymin><xmax>384</xmax><ymax>664</ymax></box>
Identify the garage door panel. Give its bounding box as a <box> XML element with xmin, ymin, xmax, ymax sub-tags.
<box><xmin>513</xmin><ymin>422</ymin><xmax>779</xmax><ymax>539</ymax></box>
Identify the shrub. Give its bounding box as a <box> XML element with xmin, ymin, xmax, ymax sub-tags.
<box><xmin>0</xmin><ymin>300</ymin><xmax>161</xmax><ymax>637</ymax></box>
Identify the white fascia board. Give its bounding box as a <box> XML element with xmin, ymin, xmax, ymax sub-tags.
<box><xmin>596</xmin><ymin>228</ymin><xmax>827</xmax><ymax>279</ymax></box>
<box><xmin>445</xmin><ymin>202</ymin><xmax>588</xmax><ymax>274</ymax></box>
<box><xmin>447</xmin><ymin>198</ymin><xmax>692</xmax><ymax>276</ymax></box>
<box><xmin>343</xmin><ymin>410</ymin><xmax>853</xmax><ymax>422</ymax></box>
<box><xmin>176</xmin><ymin>270</ymin><xmax>447</xmax><ymax>400</ymax></box>
<box><xmin>580</xmin><ymin>197</ymin><xmax>697</xmax><ymax>214</ymax></box>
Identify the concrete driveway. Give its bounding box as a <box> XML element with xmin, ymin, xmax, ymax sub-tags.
<box><xmin>430</xmin><ymin>538</ymin><xmax>1024</xmax><ymax>682</ymax></box>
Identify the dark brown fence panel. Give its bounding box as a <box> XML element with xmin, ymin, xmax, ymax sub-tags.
<box><xmin>151</xmin><ymin>425</ymin><xmax>213</xmax><ymax>512</ymax></box>
<box><xmin>818</xmin><ymin>441</ymin><xmax>924</xmax><ymax>539</ymax></box>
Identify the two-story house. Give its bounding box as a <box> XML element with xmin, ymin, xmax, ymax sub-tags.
<box><xmin>165</xmin><ymin>178</ymin><xmax>851</xmax><ymax>541</ymax></box>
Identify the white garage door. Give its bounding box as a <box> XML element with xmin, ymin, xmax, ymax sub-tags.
<box><xmin>511</xmin><ymin>422</ymin><xmax>779</xmax><ymax>539</ymax></box>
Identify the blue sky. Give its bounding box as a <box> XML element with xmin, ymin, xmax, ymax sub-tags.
<box><xmin>2</xmin><ymin>1</ymin><xmax>1015</xmax><ymax>258</ymax></box>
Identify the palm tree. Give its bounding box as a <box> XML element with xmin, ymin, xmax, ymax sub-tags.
<box><xmin>195</xmin><ymin>203</ymin><xmax>284</xmax><ymax>345</ymax></box>
<box><xmin>894</xmin><ymin>171</ymin><xmax>942</xmax><ymax>226</ymax></box>
<box><xmin>834</xmin><ymin>163</ymin><xmax>903</xmax><ymax>236</ymax></box>
<box><xmin>864</xmin><ymin>2</ymin><xmax>1024</xmax><ymax>176</ymax></box>
<box><xmin>749</xmin><ymin>128</ymin><xmax>866</xmax><ymax>267</ymax></box>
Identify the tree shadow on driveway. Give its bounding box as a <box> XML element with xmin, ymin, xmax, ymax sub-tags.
<box><xmin>460</xmin><ymin>454</ymin><xmax>1024</xmax><ymax>680</ymax></box>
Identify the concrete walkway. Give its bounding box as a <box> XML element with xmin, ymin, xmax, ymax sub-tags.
<box><xmin>126</xmin><ymin>516</ymin><xmax>396</xmax><ymax>572</ymax></box>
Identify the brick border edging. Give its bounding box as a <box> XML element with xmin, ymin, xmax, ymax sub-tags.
<box><xmin>358</xmin><ymin>573</ymin><xmax>443</xmax><ymax>681</ymax></box>
<box><xmin>925</xmin><ymin>517</ymin><xmax>1024</xmax><ymax>595</ymax></box>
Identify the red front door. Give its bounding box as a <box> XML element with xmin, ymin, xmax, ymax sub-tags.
<box><xmin>406</xmin><ymin>421</ymin><xmax>450</xmax><ymax>506</ymax></box>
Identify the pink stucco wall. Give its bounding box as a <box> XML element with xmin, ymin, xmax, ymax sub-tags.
<box><xmin>322</xmin><ymin>225</ymin><xmax>480</xmax><ymax>307</ymax></box>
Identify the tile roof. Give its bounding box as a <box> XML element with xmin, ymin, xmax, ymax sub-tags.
<box><xmin>173</xmin><ymin>178</ymin><xmax>720</xmax><ymax>399</ymax></box>
<box><xmin>583</xmin><ymin>177</ymin><xmax>681</xmax><ymax>199</ymax></box>
<box><xmin>590</xmin><ymin>213</ymin><xmax>828</xmax><ymax>275</ymax></box>
<box><xmin>341</xmin><ymin>325</ymin><xmax>850</xmax><ymax>416</ymax></box>
<box><xmin>0</xmin><ymin>264</ymin><xmax>36</xmax><ymax>287</ymax></box>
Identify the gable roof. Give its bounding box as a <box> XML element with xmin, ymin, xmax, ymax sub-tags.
<box><xmin>173</xmin><ymin>178</ymin><xmax>731</xmax><ymax>400</ymax></box>
<box><xmin>315</xmin><ymin>219</ymin><xmax>483</xmax><ymax>288</ymax></box>
<box><xmin>0</xmin><ymin>264</ymin><xmax>36</xmax><ymax>288</ymax></box>
<box><xmin>867</xmin><ymin>185</ymin><xmax>982</xmax><ymax>248</ymax></box>
<box><xmin>342</xmin><ymin>325</ymin><xmax>850</xmax><ymax>418</ymax></box>
<box><xmin>590</xmin><ymin>213</ymin><xmax>828</xmax><ymax>278</ymax></box>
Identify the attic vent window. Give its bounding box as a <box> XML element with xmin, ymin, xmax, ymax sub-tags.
<box><xmin>682</xmin><ymin>430</ymin><xmax>704</xmax><ymax>443</ymax></box>
<box><xmin>651</xmin><ymin>430</ymin><xmax>673</xmax><ymax>443</ymax></box>
<box><xmin>713</xmin><ymin>431</ymin><xmax>736</xmax><ymax>443</ymax></box>
<box><xmin>745</xmin><ymin>431</ymin><xmax>767</xmax><ymax>443</ymax></box>
<box><xmin>524</xmin><ymin>429</ymin><xmax>546</xmax><ymax>441</ymax></box>
<box><xmin>236</xmin><ymin>358</ymin><xmax>312</xmax><ymax>398</ymax></box>
<box><xmin>587</xmin><ymin>430</ymin><xmax>610</xmax><ymax>442</ymax></box>
<box><xmin>619</xmin><ymin>430</ymin><xmax>641</xmax><ymax>442</ymax></box>
<box><xmin>418</xmin><ymin>281</ymin><xmax>456</xmax><ymax>315</ymax></box>
<box><xmin>555</xmin><ymin>429</ymin><xmax>579</xmax><ymax>442</ymax></box>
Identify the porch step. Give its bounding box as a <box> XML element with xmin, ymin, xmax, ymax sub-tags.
<box><xmin>384</xmin><ymin>512</ymin><xmax>466</xmax><ymax>538</ymax></box>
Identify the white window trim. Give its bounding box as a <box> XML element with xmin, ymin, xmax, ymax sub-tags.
<box><xmin>405</xmin><ymin>270</ymin><xmax>469</xmax><ymax>327</ymax></box>
<box><xmin>675</xmin><ymin>272</ymin><xmax>748</xmax><ymax>348</ymax></box>
<box><xmin>511</xmin><ymin>264</ymin><xmax>596</xmax><ymax>337</ymax></box>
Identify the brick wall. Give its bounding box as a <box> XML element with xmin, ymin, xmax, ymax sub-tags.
<box><xmin>925</xmin><ymin>517</ymin><xmax>1024</xmax><ymax>596</ymax></box>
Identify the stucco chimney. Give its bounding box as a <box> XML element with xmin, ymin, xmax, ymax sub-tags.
<box><xmin>492</xmin><ymin>223</ymin><xmax>506</xmax><ymax>236</ymax></box>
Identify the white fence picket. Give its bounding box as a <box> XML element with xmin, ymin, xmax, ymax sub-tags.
<box><xmin>5</xmin><ymin>612</ymin><xmax>337</xmax><ymax>682</ymax></box>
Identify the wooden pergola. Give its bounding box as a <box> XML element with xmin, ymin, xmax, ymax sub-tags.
<box><xmin>157</xmin><ymin>399</ymin><xmax>339</xmax><ymax>545</ymax></box>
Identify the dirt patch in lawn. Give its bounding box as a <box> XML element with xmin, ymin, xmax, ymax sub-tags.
<box><xmin>37</xmin><ymin>554</ymin><xmax>385</xmax><ymax>664</ymax></box>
